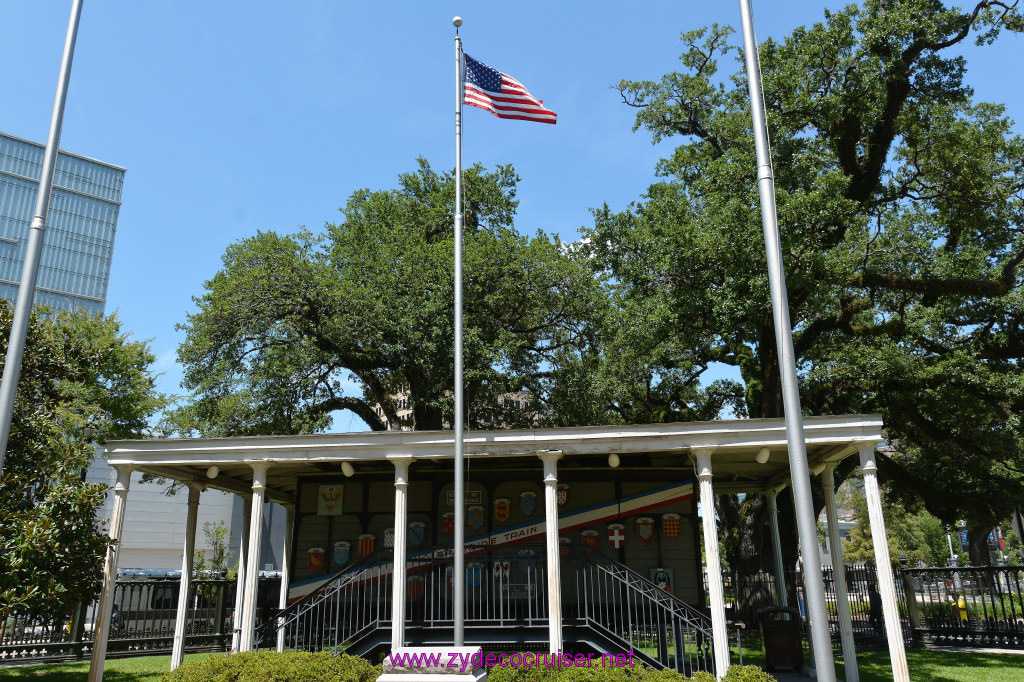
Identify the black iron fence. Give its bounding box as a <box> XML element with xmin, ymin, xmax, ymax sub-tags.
<box><xmin>901</xmin><ymin>565</ymin><xmax>1024</xmax><ymax>648</ymax></box>
<box><xmin>0</xmin><ymin>575</ymin><xmax>280</xmax><ymax>664</ymax></box>
<box><xmin>717</xmin><ymin>563</ymin><xmax>1024</xmax><ymax>654</ymax></box>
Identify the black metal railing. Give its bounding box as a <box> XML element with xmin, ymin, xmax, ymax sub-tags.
<box><xmin>0</xmin><ymin>574</ymin><xmax>280</xmax><ymax>664</ymax></box>
<box><xmin>254</xmin><ymin>548</ymin><xmax>393</xmax><ymax>652</ymax></box>
<box><xmin>720</xmin><ymin>563</ymin><xmax>1024</xmax><ymax>654</ymax></box>
<box><xmin>712</xmin><ymin>563</ymin><xmax>907</xmax><ymax>656</ymax></box>
<box><xmin>820</xmin><ymin>564</ymin><xmax>911</xmax><ymax>651</ymax></box>
<box><xmin>574</xmin><ymin>550</ymin><xmax>716</xmax><ymax>675</ymax></box>
<box><xmin>261</xmin><ymin>543</ymin><xmax>720</xmax><ymax>673</ymax></box>
<box><xmin>900</xmin><ymin>564</ymin><xmax>1024</xmax><ymax>648</ymax></box>
<box><xmin>258</xmin><ymin>544</ymin><xmax>553</xmax><ymax>652</ymax></box>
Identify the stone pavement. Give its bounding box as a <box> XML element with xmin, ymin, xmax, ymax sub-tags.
<box><xmin>767</xmin><ymin>668</ymin><xmax>818</xmax><ymax>681</ymax></box>
<box><xmin>926</xmin><ymin>645</ymin><xmax>1024</xmax><ymax>655</ymax></box>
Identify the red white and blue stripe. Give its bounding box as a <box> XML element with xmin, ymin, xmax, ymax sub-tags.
<box><xmin>463</xmin><ymin>53</ymin><xmax>557</xmax><ymax>124</ymax></box>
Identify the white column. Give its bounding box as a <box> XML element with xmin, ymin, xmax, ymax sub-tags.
<box><xmin>694</xmin><ymin>449</ymin><xmax>730</xmax><ymax>679</ymax></box>
<box><xmin>823</xmin><ymin>465</ymin><xmax>858</xmax><ymax>682</ymax></box>
<box><xmin>539</xmin><ymin>452</ymin><xmax>563</xmax><ymax>654</ymax></box>
<box><xmin>276</xmin><ymin>504</ymin><xmax>294</xmax><ymax>652</ymax></box>
<box><xmin>239</xmin><ymin>462</ymin><xmax>269</xmax><ymax>651</ymax></box>
<box><xmin>767</xmin><ymin>488</ymin><xmax>789</xmax><ymax>607</ymax></box>
<box><xmin>87</xmin><ymin>466</ymin><xmax>132</xmax><ymax>682</ymax></box>
<box><xmin>390</xmin><ymin>457</ymin><xmax>412</xmax><ymax>651</ymax></box>
<box><xmin>858</xmin><ymin>443</ymin><xmax>909</xmax><ymax>682</ymax></box>
<box><xmin>171</xmin><ymin>483</ymin><xmax>204</xmax><ymax>670</ymax></box>
<box><xmin>231</xmin><ymin>494</ymin><xmax>251</xmax><ymax>652</ymax></box>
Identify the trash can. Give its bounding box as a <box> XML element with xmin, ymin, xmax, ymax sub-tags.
<box><xmin>758</xmin><ymin>606</ymin><xmax>803</xmax><ymax>673</ymax></box>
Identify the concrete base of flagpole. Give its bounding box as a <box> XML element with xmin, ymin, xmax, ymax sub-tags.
<box><xmin>378</xmin><ymin>646</ymin><xmax>487</xmax><ymax>682</ymax></box>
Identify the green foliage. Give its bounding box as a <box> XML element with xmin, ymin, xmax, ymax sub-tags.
<box><xmin>161</xmin><ymin>651</ymin><xmax>380</xmax><ymax>682</ymax></box>
<box><xmin>838</xmin><ymin>473</ymin><xmax>951</xmax><ymax>566</ymax></box>
<box><xmin>589</xmin><ymin>0</ymin><xmax>1024</xmax><ymax>568</ymax></box>
<box><xmin>1001</xmin><ymin>518</ymin><xmax>1022</xmax><ymax>564</ymax></box>
<box><xmin>722</xmin><ymin>667</ymin><xmax>776</xmax><ymax>682</ymax></box>
<box><xmin>193</xmin><ymin>520</ymin><xmax>236</xmax><ymax>578</ymax></box>
<box><xmin>171</xmin><ymin>159</ymin><xmax>602</xmax><ymax>436</ymax></box>
<box><xmin>486</xmin><ymin>661</ymin><xmax>772</xmax><ymax>682</ymax></box>
<box><xmin>0</xmin><ymin>306</ymin><xmax>164</xmax><ymax>622</ymax></box>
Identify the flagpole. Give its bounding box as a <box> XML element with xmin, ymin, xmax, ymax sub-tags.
<box><xmin>0</xmin><ymin>0</ymin><xmax>84</xmax><ymax>477</ymax></box>
<box><xmin>452</xmin><ymin>15</ymin><xmax>466</xmax><ymax>648</ymax></box>
<box><xmin>737</xmin><ymin>1</ymin><xmax>836</xmax><ymax>680</ymax></box>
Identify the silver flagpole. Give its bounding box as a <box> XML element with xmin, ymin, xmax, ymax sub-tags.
<box><xmin>452</xmin><ymin>15</ymin><xmax>465</xmax><ymax>647</ymax></box>
<box><xmin>737</xmin><ymin>1</ymin><xmax>836</xmax><ymax>680</ymax></box>
<box><xmin>0</xmin><ymin>0</ymin><xmax>84</xmax><ymax>476</ymax></box>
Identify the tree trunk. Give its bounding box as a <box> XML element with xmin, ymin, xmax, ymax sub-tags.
<box><xmin>717</xmin><ymin>494</ymin><xmax>779</xmax><ymax>622</ymax></box>
<box><xmin>967</xmin><ymin>524</ymin><xmax>993</xmax><ymax>567</ymax></box>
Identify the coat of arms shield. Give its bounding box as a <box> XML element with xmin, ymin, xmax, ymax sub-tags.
<box><xmin>409</xmin><ymin>521</ymin><xmax>426</xmax><ymax>547</ymax></box>
<box><xmin>518</xmin><ymin>548</ymin><xmax>536</xmax><ymax>573</ymax></box>
<box><xmin>308</xmin><ymin>547</ymin><xmax>325</xmax><ymax>571</ymax></box>
<box><xmin>520</xmin><ymin>491</ymin><xmax>537</xmax><ymax>517</ymax></box>
<box><xmin>556</xmin><ymin>483</ymin><xmax>570</xmax><ymax>507</ymax></box>
<box><xmin>443</xmin><ymin>512</ymin><xmax>455</xmax><ymax>536</ymax></box>
<box><xmin>493</xmin><ymin>560</ymin><xmax>510</xmax><ymax>582</ymax></box>
<box><xmin>358</xmin><ymin>533</ymin><xmax>375</xmax><ymax>557</ymax></box>
<box><xmin>636</xmin><ymin>517</ymin><xmax>655</xmax><ymax>543</ymax></box>
<box><xmin>384</xmin><ymin>528</ymin><xmax>395</xmax><ymax>548</ymax></box>
<box><xmin>333</xmin><ymin>541</ymin><xmax>350</xmax><ymax>566</ymax></box>
<box><xmin>608</xmin><ymin>523</ymin><xmax>626</xmax><ymax>549</ymax></box>
<box><xmin>663</xmin><ymin>513</ymin><xmax>681</xmax><ymax>539</ymax></box>
<box><xmin>467</xmin><ymin>562</ymin><xmax>484</xmax><ymax>588</ymax></box>
<box><xmin>317</xmin><ymin>485</ymin><xmax>342</xmax><ymax>516</ymax></box>
<box><xmin>494</xmin><ymin>498</ymin><xmax>511</xmax><ymax>523</ymax></box>
<box><xmin>468</xmin><ymin>505</ymin><xmax>485</xmax><ymax>531</ymax></box>
<box><xmin>408</xmin><ymin>575</ymin><xmax>425</xmax><ymax>601</ymax></box>
<box><xmin>559</xmin><ymin>536</ymin><xmax>571</xmax><ymax>557</ymax></box>
<box><xmin>581</xmin><ymin>529</ymin><xmax>599</xmax><ymax>550</ymax></box>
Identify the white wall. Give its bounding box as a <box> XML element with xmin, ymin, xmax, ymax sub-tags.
<box><xmin>88</xmin><ymin>456</ymin><xmax>237</xmax><ymax>570</ymax></box>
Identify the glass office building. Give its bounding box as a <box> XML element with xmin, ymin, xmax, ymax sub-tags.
<box><xmin>0</xmin><ymin>131</ymin><xmax>124</xmax><ymax>315</ymax></box>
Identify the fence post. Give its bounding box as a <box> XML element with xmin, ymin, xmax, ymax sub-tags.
<box><xmin>70</xmin><ymin>600</ymin><xmax>88</xmax><ymax>658</ymax></box>
<box><xmin>900</xmin><ymin>570</ymin><xmax>924</xmax><ymax>645</ymax></box>
<box><xmin>214</xmin><ymin>580</ymin><xmax>228</xmax><ymax>649</ymax></box>
<box><xmin>657</xmin><ymin>604</ymin><xmax>668</xmax><ymax>664</ymax></box>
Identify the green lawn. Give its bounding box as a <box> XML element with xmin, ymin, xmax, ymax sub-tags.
<box><xmin>0</xmin><ymin>653</ymin><xmax>213</xmax><ymax>681</ymax></box>
<box><xmin>852</xmin><ymin>649</ymin><xmax>1024</xmax><ymax>682</ymax></box>
<box><xmin>0</xmin><ymin>649</ymin><xmax>1022</xmax><ymax>681</ymax></box>
<box><xmin>734</xmin><ymin>636</ymin><xmax>1024</xmax><ymax>681</ymax></box>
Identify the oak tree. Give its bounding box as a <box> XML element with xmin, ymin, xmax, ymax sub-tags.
<box><xmin>586</xmin><ymin>0</ymin><xmax>1024</xmax><ymax>574</ymax></box>
<box><xmin>173</xmin><ymin>159</ymin><xmax>601</xmax><ymax>436</ymax></box>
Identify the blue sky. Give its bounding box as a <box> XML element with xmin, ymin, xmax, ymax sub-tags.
<box><xmin>1</xmin><ymin>1</ymin><xmax>1021</xmax><ymax>432</ymax></box>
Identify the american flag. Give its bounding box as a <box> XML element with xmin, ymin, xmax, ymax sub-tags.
<box><xmin>463</xmin><ymin>53</ymin><xmax>557</xmax><ymax>124</ymax></box>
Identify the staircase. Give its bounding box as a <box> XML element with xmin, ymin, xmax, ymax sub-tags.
<box><xmin>257</xmin><ymin>544</ymin><xmax>717</xmax><ymax>675</ymax></box>
<box><xmin>571</xmin><ymin>550</ymin><xmax>714</xmax><ymax>674</ymax></box>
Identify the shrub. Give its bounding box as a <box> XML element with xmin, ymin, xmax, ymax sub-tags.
<box><xmin>723</xmin><ymin>665</ymin><xmax>777</xmax><ymax>682</ymax></box>
<box><xmin>160</xmin><ymin>650</ymin><xmax>380</xmax><ymax>682</ymax></box>
<box><xmin>484</xmin><ymin>657</ymin><xmax>776</xmax><ymax>682</ymax></box>
<box><xmin>161</xmin><ymin>651</ymin><xmax>774</xmax><ymax>682</ymax></box>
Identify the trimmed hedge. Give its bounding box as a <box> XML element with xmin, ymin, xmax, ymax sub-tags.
<box><xmin>160</xmin><ymin>651</ymin><xmax>773</xmax><ymax>682</ymax></box>
<box><xmin>160</xmin><ymin>651</ymin><xmax>381</xmax><ymax>682</ymax></box>
<box><xmin>486</xmin><ymin>661</ymin><xmax>775</xmax><ymax>682</ymax></box>
<box><xmin>720</xmin><ymin>666</ymin><xmax>778</xmax><ymax>682</ymax></box>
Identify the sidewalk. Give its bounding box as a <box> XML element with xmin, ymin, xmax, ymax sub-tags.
<box><xmin>770</xmin><ymin>671</ymin><xmax>816</xmax><ymax>681</ymax></box>
<box><xmin>925</xmin><ymin>644</ymin><xmax>1024</xmax><ymax>656</ymax></box>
